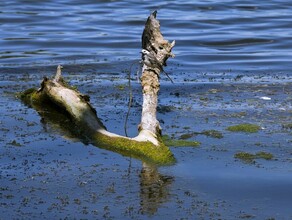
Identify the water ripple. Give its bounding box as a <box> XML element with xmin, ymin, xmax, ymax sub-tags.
<box><xmin>1</xmin><ymin>0</ymin><xmax>292</xmax><ymax>76</ymax></box>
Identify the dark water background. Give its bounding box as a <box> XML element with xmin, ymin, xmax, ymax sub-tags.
<box><xmin>1</xmin><ymin>1</ymin><xmax>292</xmax><ymax>219</ymax></box>
<box><xmin>1</xmin><ymin>0</ymin><xmax>292</xmax><ymax>79</ymax></box>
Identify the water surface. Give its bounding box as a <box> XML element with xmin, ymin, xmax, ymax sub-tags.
<box><xmin>1</xmin><ymin>0</ymin><xmax>292</xmax><ymax>77</ymax></box>
<box><xmin>0</xmin><ymin>1</ymin><xmax>292</xmax><ymax>219</ymax></box>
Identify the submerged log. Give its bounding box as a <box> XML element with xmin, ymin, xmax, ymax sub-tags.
<box><xmin>19</xmin><ymin>11</ymin><xmax>176</xmax><ymax>165</ymax></box>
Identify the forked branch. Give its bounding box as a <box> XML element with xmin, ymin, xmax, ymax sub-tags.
<box><xmin>19</xmin><ymin>11</ymin><xmax>176</xmax><ymax>165</ymax></box>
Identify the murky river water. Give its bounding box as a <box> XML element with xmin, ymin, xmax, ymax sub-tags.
<box><xmin>0</xmin><ymin>1</ymin><xmax>292</xmax><ymax>219</ymax></box>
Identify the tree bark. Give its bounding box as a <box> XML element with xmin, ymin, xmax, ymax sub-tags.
<box><xmin>138</xmin><ymin>10</ymin><xmax>175</xmax><ymax>141</ymax></box>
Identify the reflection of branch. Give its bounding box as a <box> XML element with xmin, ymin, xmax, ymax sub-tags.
<box><xmin>140</xmin><ymin>162</ymin><xmax>174</xmax><ymax>215</ymax></box>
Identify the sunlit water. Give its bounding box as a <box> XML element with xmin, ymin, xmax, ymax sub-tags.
<box><xmin>0</xmin><ymin>1</ymin><xmax>292</xmax><ymax>219</ymax></box>
<box><xmin>1</xmin><ymin>0</ymin><xmax>292</xmax><ymax>77</ymax></box>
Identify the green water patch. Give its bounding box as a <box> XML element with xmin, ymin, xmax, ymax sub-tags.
<box><xmin>227</xmin><ymin>123</ymin><xmax>261</xmax><ymax>133</ymax></box>
<box><xmin>234</xmin><ymin>151</ymin><xmax>274</xmax><ymax>163</ymax></box>
<box><xmin>179</xmin><ymin>130</ymin><xmax>223</xmax><ymax>139</ymax></box>
<box><xmin>8</xmin><ymin>140</ymin><xmax>22</xmax><ymax>147</ymax></box>
<box><xmin>162</xmin><ymin>135</ymin><xmax>200</xmax><ymax>147</ymax></box>
<box><xmin>200</xmin><ymin>130</ymin><xmax>223</xmax><ymax>139</ymax></box>
<box><xmin>114</xmin><ymin>84</ymin><xmax>126</xmax><ymax>91</ymax></box>
<box><xmin>282</xmin><ymin>123</ymin><xmax>292</xmax><ymax>130</ymax></box>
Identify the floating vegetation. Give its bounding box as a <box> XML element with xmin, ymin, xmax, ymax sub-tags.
<box><xmin>8</xmin><ymin>140</ymin><xmax>22</xmax><ymax>147</ymax></box>
<box><xmin>201</xmin><ymin>130</ymin><xmax>223</xmax><ymax>139</ymax></box>
<box><xmin>282</xmin><ymin>123</ymin><xmax>292</xmax><ymax>130</ymax></box>
<box><xmin>162</xmin><ymin>135</ymin><xmax>200</xmax><ymax>147</ymax></box>
<box><xmin>157</xmin><ymin>105</ymin><xmax>174</xmax><ymax>113</ymax></box>
<box><xmin>179</xmin><ymin>133</ymin><xmax>194</xmax><ymax>140</ymax></box>
<box><xmin>199</xmin><ymin>97</ymin><xmax>208</xmax><ymax>101</ymax></box>
<box><xmin>115</xmin><ymin>84</ymin><xmax>126</xmax><ymax>91</ymax></box>
<box><xmin>230</xmin><ymin>111</ymin><xmax>247</xmax><ymax>118</ymax></box>
<box><xmin>234</xmin><ymin>151</ymin><xmax>273</xmax><ymax>163</ymax></box>
<box><xmin>179</xmin><ymin>130</ymin><xmax>223</xmax><ymax>139</ymax></box>
<box><xmin>227</xmin><ymin>123</ymin><xmax>260</xmax><ymax>133</ymax></box>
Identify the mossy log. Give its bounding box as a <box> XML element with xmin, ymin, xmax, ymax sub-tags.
<box><xmin>19</xmin><ymin>12</ymin><xmax>176</xmax><ymax>165</ymax></box>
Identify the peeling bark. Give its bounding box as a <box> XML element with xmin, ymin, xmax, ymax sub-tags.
<box><xmin>139</xmin><ymin>11</ymin><xmax>175</xmax><ymax>138</ymax></box>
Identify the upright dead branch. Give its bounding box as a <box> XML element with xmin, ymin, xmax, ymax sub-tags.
<box><xmin>139</xmin><ymin>11</ymin><xmax>175</xmax><ymax>138</ymax></box>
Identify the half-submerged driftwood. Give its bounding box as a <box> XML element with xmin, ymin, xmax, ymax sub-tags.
<box><xmin>19</xmin><ymin>11</ymin><xmax>176</xmax><ymax>165</ymax></box>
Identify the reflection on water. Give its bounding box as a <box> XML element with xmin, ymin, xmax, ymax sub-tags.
<box><xmin>140</xmin><ymin>162</ymin><xmax>174</xmax><ymax>215</ymax></box>
<box><xmin>20</xmin><ymin>90</ymin><xmax>175</xmax><ymax>216</ymax></box>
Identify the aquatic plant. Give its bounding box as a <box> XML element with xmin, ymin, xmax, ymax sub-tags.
<box><xmin>179</xmin><ymin>130</ymin><xmax>223</xmax><ymax>139</ymax></box>
<box><xmin>234</xmin><ymin>151</ymin><xmax>273</xmax><ymax>163</ymax></box>
<box><xmin>162</xmin><ymin>135</ymin><xmax>200</xmax><ymax>147</ymax></box>
<box><xmin>282</xmin><ymin>123</ymin><xmax>292</xmax><ymax>130</ymax></box>
<box><xmin>227</xmin><ymin>123</ymin><xmax>260</xmax><ymax>133</ymax></box>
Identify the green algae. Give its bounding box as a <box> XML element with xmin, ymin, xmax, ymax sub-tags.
<box><xmin>234</xmin><ymin>151</ymin><xmax>273</xmax><ymax>163</ymax></box>
<box><xmin>256</xmin><ymin>151</ymin><xmax>274</xmax><ymax>160</ymax></box>
<box><xmin>115</xmin><ymin>84</ymin><xmax>126</xmax><ymax>91</ymax></box>
<box><xmin>227</xmin><ymin>123</ymin><xmax>261</xmax><ymax>133</ymax></box>
<box><xmin>201</xmin><ymin>130</ymin><xmax>223</xmax><ymax>139</ymax></box>
<box><xmin>17</xmin><ymin>87</ymin><xmax>50</xmax><ymax>107</ymax></box>
<box><xmin>92</xmin><ymin>133</ymin><xmax>176</xmax><ymax>166</ymax></box>
<box><xmin>179</xmin><ymin>133</ymin><xmax>194</xmax><ymax>140</ymax></box>
<box><xmin>162</xmin><ymin>135</ymin><xmax>200</xmax><ymax>147</ymax></box>
<box><xmin>17</xmin><ymin>88</ymin><xmax>37</xmax><ymax>105</ymax></box>
<box><xmin>179</xmin><ymin>130</ymin><xmax>223</xmax><ymax>140</ymax></box>
<box><xmin>8</xmin><ymin>140</ymin><xmax>22</xmax><ymax>147</ymax></box>
<box><xmin>282</xmin><ymin>123</ymin><xmax>292</xmax><ymax>130</ymax></box>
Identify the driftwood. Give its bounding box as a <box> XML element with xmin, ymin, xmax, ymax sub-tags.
<box><xmin>19</xmin><ymin>11</ymin><xmax>176</xmax><ymax>165</ymax></box>
<box><xmin>140</xmin><ymin>10</ymin><xmax>175</xmax><ymax>138</ymax></box>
